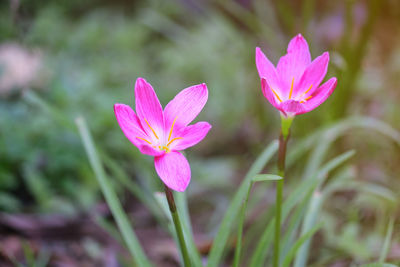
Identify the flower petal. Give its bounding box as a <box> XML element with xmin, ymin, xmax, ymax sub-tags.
<box><xmin>138</xmin><ymin>144</ymin><xmax>164</xmax><ymax>157</ymax></box>
<box><xmin>114</xmin><ymin>103</ymin><xmax>163</xmax><ymax>156</ymax></box>
<box><xmin>287</xmin><ymin>34</ymin><xmax>311</xmax><ymax>68</ymax></box>
<box><xmin>295</xmin><ymin>52</ymin><xmax>329</xmax><ymax>98</ymax></box>
<box><xmin>171</xmin><ymin>122</ymin><xmax>212</xmax><ymax>151</ymax></box>
<box><xmin>261</xmin><ymin>78</ymin><xmax>281</xmax><ymax>110</ymax></box>
<box><xmin>300</xmin><ymin>77</ymin><xmax>337</xmax><ymax>115</ymax></box>
<box><xmin>154</xmin><ymin>152</ymin><xmax>191</xmax><ymax>192</ymax></box>
<box><xmin>256</xmin><ymin>47</ymin><xmax>280</xmax><ymax>90</ymax></box>
<box><xmin>279</xmin><ymin>100</ymin><xmax>306</xmax><ymax>116</ymax></box>
<box><xmin>276</xmin><ymin>35</ymin><xmax>312</xmax><ymax>98</ymax></box>
<box><xmin>164</xmin><ymin>83</ymin><xmax>208</xmax><ymax>132</ymax></box>
<box><xmin>134</xmin><ymin>78</ymin><xmax>164</xmax><ymax>140</ymax></box>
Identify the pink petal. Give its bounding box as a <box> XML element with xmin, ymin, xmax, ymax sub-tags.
<box><xmin>114</xmin><ymin>103</ymin><xmax>163</xmax><ymax>156</ymax></box>
<box><xmin>138</xmin><ymin>144</ymin><xmax>165</xmax><ymax>157</ymax></box>
<box><xmin>171</xmin><ymin>122</ymin><xmax>212</xmax><ymax>151</ymax></box>
<box><xmin>164</xmin><ymin>83</ymin><xmax>208</xmax><ymax>133</ymax></box>
<box><xmin>256</xmin><ymin>47</ymin><xmax>280</xmax><ymax>90</ymax></box>
<box><xmin>279</xmin><ymin>100</ymin><xmax>306</xmax><ymax>116</ymax></box>
<box><xmin>154</xmin><ymin>152</ymin><xmax>191</xmax><ymax>192</ymax></box>
<box><xmin>287</xmin><ymin>34</ymin><xmax>311</xmax><ymax>67</ymax></box>
<box><xmin>295</xmin><ymin>52</ymin><xmax>329</xmax><ymax>98</ymax></box>
<box><xmin>134</xmin><ymin>78</ymin><xmax>164</xmax><ymax>139</ymax></box>
<box><xmin>300</xmin><ymin>77</ymin><xmax>337</xmax><ymax>115</ymax></box>
<box><xmin>261</xmin><ymin>78</ymin><xmax>281</xmax><ymax>110</ymax></box>
<box><xmin>276</xmin><ymin>34</ymin><xmax>312</xmax><ymax>98</ymax></box>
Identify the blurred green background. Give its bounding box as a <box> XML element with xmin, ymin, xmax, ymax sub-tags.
<box><xmin>0</xmin><ymin>0</ymin><xmax>399</xmax><ymax>266</ymax></box>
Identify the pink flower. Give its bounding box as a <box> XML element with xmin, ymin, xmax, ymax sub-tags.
<box><xmin>256</xmin><ymin>34</ymin><xmax>337</xmax><ymax>117</ymax></box>
<box><xmin>114</xmin><ymin>78</ymin><xmax>211</xmax><ymax>192</ymax></box>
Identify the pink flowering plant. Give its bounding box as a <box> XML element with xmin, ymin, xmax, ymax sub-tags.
<box><xmin>256</xmin><ymin>34</ymin><xmax>337</xmax><ymax>267</ymax></box>
<box><xmin>74</xmin><ymin>31</ymin><xmax>396</xmax><ymax>267</ymax></box>
<box><xmin>256</xmin><ymin>34</ymin><xmax>337</xmax><ymax>119</ymax></box>
<box><xmin>114</xmin><ymin>78</ymin><xmax>211</xmax><ymax>192</ymax></box>
<box><xmin>114</xmin><ymin>77</ymin><xmax>211</xmax><ymax>265</ymax></box>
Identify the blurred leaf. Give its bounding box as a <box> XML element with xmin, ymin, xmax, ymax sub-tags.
<box><xmin>293</xmin><ymin>192</ymin><xmax>323</xmax><ymax>267</ymax></box>
<box><xmin>250</xmin><ymin>149</ymin><xmax>354</xmax><ymax>266</ymax></box>
<box><xmin>233</xmin><ymin>174</ymin><xmax>282</xmax><ymax>267</ymax></box>
<box><xmin>282</xmin><ymin>223</ymin><xmax>322</xmax><ymax>267</ymax></box>
<box><xmin>360</xmin><ymin>264</ymin><xmax>398</xmax><ymax>267</ymax></box>
<box><xmin>379</xmin><ymin>216</ymin><xmax>395</xmax><ymax>263</ymax></box>
<box><xmin>206</xmin><ymin>140</ymin><xmax>279</xmax><ymax>267</ymax></box>
<box><xmin>175</xmin><ymin>192</ymin><xmax>203</xmax><ymax>267</ymax></box>
<box><xmin>76</xmin><ymin>116</ymin><xmax>151</xmax><ymax>267</ymax></box>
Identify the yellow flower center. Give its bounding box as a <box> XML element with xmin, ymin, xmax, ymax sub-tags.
<box><xmin>136</xmin><ymin>117</ymin><xmax>183</xmax><ymax>153</ymax></box>
<box><xmin>270</xmin><ymin>78</ymin><xmax>313</xmax><ymax>103</ymax></box>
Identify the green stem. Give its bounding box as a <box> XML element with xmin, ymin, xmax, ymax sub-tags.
<box><xmin>165</xmin><ymin>186</ymin><xmax>191</xmax><ymax>267</ymax></box>
<box><xmin>274</xmin><ymin>130</ymin><xmax>290</xmax><ymax>267</ymax></box>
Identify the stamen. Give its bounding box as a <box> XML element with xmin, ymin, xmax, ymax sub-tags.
<box><xmin>161</xmin><ymin>146</ymin><xmax>170</xmax><ymax>153</ymax></box>
<box><xmin>136</xmin><ymin>136</ymin><xmax>152</xmax><ymax>145</ymax></box>
<box><xmin>289</xmin><ymin>77</ymin><xmax>294</xmax><ymax>99</ymax></box>
<box><xmin>304</xmin><ymin>84</ymin><xmax>313</xmax><ymax>94</ymax></box>
<box><xmin>168</xmin><ymin>117</ymin><xmax>178</xmax><ymax>141</ymax></box>
<box><xmin>271</xmin><ymin>88</ymin><xmax>282</xmax><ymax>102</ymax></box>
<box><xmin>299</xmin><ymin>84</ymin><xmax>313</xmax><ymax>98</ymax></box>
<box><xmin>300</xmin><ymin>95</ymin><xmax>313</xmax><ymax>103</ymax></box>
<box><xmin>144</xmin><ymin>119</ymin><xmax>159</xmax><ymax>140</ymax></box>
<box><xmin>167</xmin><ymin>137</ymin><xmax>183</xmax><ymax>147</ymax></box>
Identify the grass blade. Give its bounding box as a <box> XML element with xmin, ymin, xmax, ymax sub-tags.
<box><xmin>25</xmin><ymin>91</ymin><xmax>165</xmax><ymax>222</ymax></box>
<box><xmin>287</xmin><ymin>116</ymin><xmax>400</xmax><ymax>173</ymax></box>
<box><xmin>23</xmin><ymin>91</ymin><xmax>75</xmax><ymax>130</ymax></box>
<box><xmin>233</xmin><ymin>174</ymin><xmax>282</xmax><ymax>267</ymax></box>
<box><xmin>76</xmin><ymin>116</ymin><xmax>151</xmax><ymax>267</ymax></box>
<box><xmin>154</xmin><ymin>192</ymin><xmax>189</xmax><ymax>266</ymax></box>
<box><xmin>293</xmin><ymin>191</ymin><xmax>323</xmax><ymax>267</ymax></box>
<box><xmin>250</xmin><ymin>150</ymin><xmax>355</xmax><ymax>266</ymax></box>
<box><xmin>293</xmin><ymin>150</ymin><xmax>355</xmax><ymax>267</ymax></box>
<box><xmin>360</xmin><ymin>264</ymin><xmax>398</xmax><ymax>267</ymax></box>
<box><xmin>206</xmin><ymin>140</ymin><xmax>279</xmax><ymax>267</ymax></box>
<box><xmin>280</xmin><ymin>190</ymin><xmax>313</xmax><ymax>262</ymax></box>
<box><xmin>102</xmin><ymin>153</ymin><xmax>165</xmax><ymax>225</ymax></box>
<box><xmin>379</xmin><ymin>216</ymin><xmax>395</xmax><ymax>263</ymax></box>
<box><xmin>175</xmin><ymin>192</ymin><xmax>203</xmax><ymax>267</ymax></box>
<box><xmin>281</xmin><ymin>223</ymin><xmax>322</xmax><ymax>267</ymax></box>
<box><xmin>248</xmin><ymin>177</ymin><xmax>318</xmax><ymax>266</ymax></box>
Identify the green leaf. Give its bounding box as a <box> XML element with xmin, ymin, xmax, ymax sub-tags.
<box><xmin>281</xmin><ymin>223</ymin><xmax>322</xmax><ymax>267</ymax></box>
<box><xmin>102</xmin><ymin>153</ymin><xmax>165</xmax><ymax>225</ymax></box>
<box><xmin>280</xmin><ymin>190</ymin><xmax>313</xmax><ymax>263</ymax></box>
<box><xmin>293</xmin><ymin>150</ymin><xmax>355</xmax><ymax>267</ymax></box>
<box><xmin>23</xmin><ymin>91</ymin><xmax>75</xmax><ymax>130</ymax></box>
<box><xmin>379</xmin><ymin>216</ymin><xmax>395</xmax><ymax>263</ymax></box>
<box><xmin>248</xmin><ymin>177</ymin><xmax>318</xmax><ymax>266</ymax></box>
<box><xmin>206</xmin><ymin>140</ymin><xmax>279</xmax><ymax>267</ymax></box>
<box><xmin>76</xmin><ymin>117</ymin><xmax>151</xmax><ymax>267</ymax></box>
<box><xmin>288</xmin><ymin>116</ymin><xmax>400</xmax><ymax>175</ymax></box>
<box><xmin>360</xmin><ymin>264</ymin><xmax>398</xmax><ymax>267</ymax></box>
<box><xmin>22</xmin><ymin>164</ymin><xmax>52</xmax><ymax>210</ymax></box>
<box><xmin>292</xmin><ymin>192</ymin><xmax>323</xmax><ymax>267</ymax></box>
<box><xmin>154</xmin><ymin>192</ymin><xmax>183</xmax><ymax>263</ymax></box>
<box><xmin>175</xmin><ymin>192</ymin><xmax>203</xmax><ymax>267</ymax></box>
<box><xmin>154</xmin><ymin>191</ymin><xmax>198</xmax><ymax>266</ymax></box>
<box><xmin>301</xmin><ymin>116</ymin><xmax>400</xmax><ymax>181</ymax></box>
<box><xmin>252</xmin><ymin>174</ymin><xmax>282</xmax><ymax>182</ymax></box>
<box><xmin>233</xmin><ymin>174</ymin><xmax>282</xmax><ymax>267</ymax></box>
<box><xmin>250</xmin><ymin>150</ymin><xmax>355</xmax><ymax>266</ymax></box>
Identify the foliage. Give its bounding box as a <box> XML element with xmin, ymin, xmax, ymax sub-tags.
<box><xmin>0</xmin><ymin>0</ymin><xmax>399</xmax><ymax>266</ymax></box>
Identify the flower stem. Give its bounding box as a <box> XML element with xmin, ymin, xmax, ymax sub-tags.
<box><xmin>164</xmin><ymin>185</ymin><xmax>191</xmax><ymax>267</ymax></box>
<box><xmin>274</xmin><ymin>130</ymin><xmax>290</xmax><ymax>267</ymax></box>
